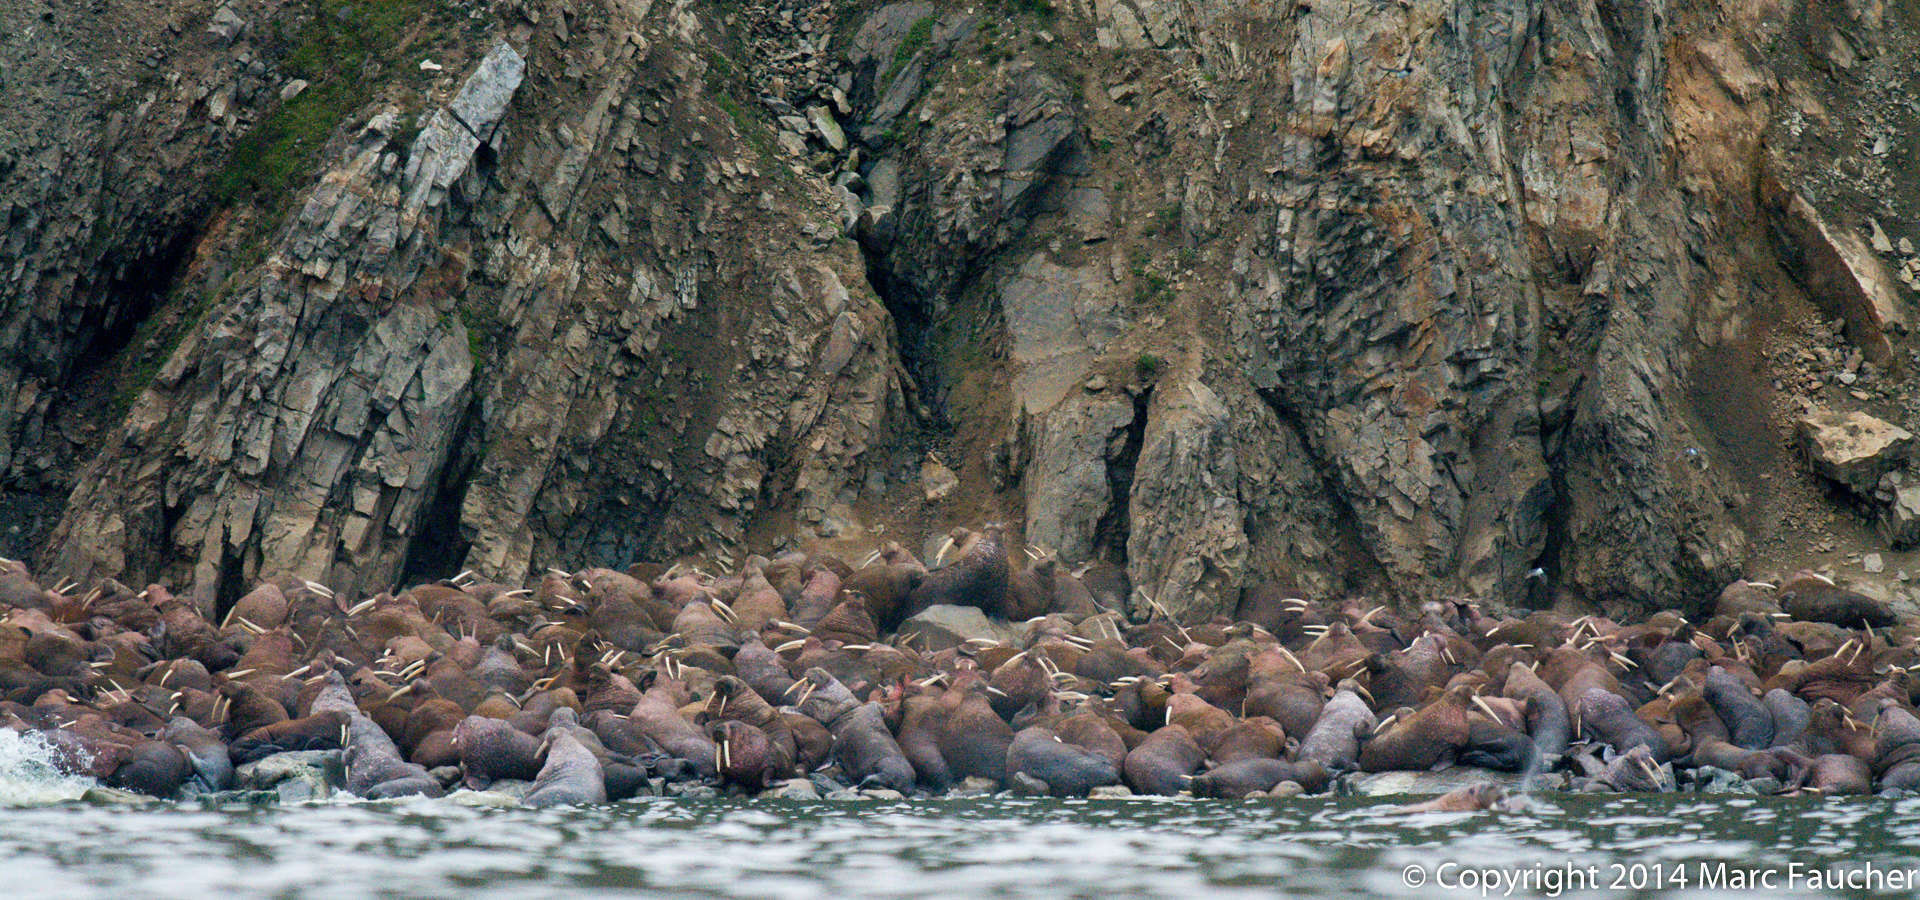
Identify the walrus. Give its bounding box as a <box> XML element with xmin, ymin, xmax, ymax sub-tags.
<box><xmin>710</xmin><ymin>720</ymin><xmax>782</xmax><ymax>791</ymax></box>
<box><xmin>1359</xmin><ymin>686</ymin><xmax>1473</xmax><ymax>772</ymax></box>
<box><xmin>1006</xmin><ymin>726</ymin><xmax>1120</xmax><ymax>797</ymax></box>
<box><xmin>311</xmin><ymin>672</ymin><xmax>442</xmax><ymax>798</ymax></box>
<box><xmin>1778</xmin><ymin>571</ymin><xmax>1894</xmax><ymax>628</ymax></box>
<box><xmin>109</xmin><ymin>739</ymin><xmax>191</xmax><ymax>797</ymax></box>
<box><xmin>1785</xmin><ymin>752</ymin><xmax>1871</xmax><ymax>795</ymax></box>
<box><xmin>795</xmin><ymin>669</ymin><xmax>914</xmax><ymax>791</ymax></box>
<box><xmin>229</xmin><ymin>710</ymin><xmax>351</xmax><ymax>764</ymax></box>
<box><xmin>896</xmin><ymin>693</ymin><xmax>953</xmax><ymax>790</ymax></box>
<box><xmin>1576</xmin><ymin>689</ymin><xmax>1670</xmax><ymax>762</ymax></box>
<box><xmin>1295</xmin><ymin>684</ymin><xmax>1377</xmax><ymax>772</ymax></box>
<box><xmin>452</xmin><ymin>715</ymin><xmax>544</xmax><ymax>789</ymax></box>
<box><xmin>629</xmin><ymin>682</ymin><xmax>717</xmax><ymax>779</ymax></box>
<box><xmin>1763</xmin><ymin>688</ymin><xmax>1811</xmax><ymax>749</ymax></box>
<box><xmin>1187</xmin><ymin>758</ymin><xmax>1330</xmax><ymax>798</ymax></box>
<box><xmin>732</xmin><ymin>638</ymin><xmax>797</xmax><ymax>706</ymax></box>
<box><xmin>902</xmin><ymin>524</ymin><xmax>1011</xmax><ymax>621</ymax></box>
<box><xmin>1124</xmin><ymin>725</ymin><xmax>1205</xmax><ymax>795</ymax></box>
<box><xmin>935</xmin><ymin>673</ymin><xmax>1014</xmax><ymax>785</ymax></box>
<box><xmin>842</xmin><ymin>548</ymin><xmax>925</xmax><ymax>632</ymax></box>
<box><xmin>1702</xmin><ymin>666</ymin><xmax>1773</xmax><ymax>750</ymax></box>
<box><xmin>1870</xmin><ymin>701</ymin><xmax>1920</xmax><ymax>791</ymax></box>
<box><xmin>163</xmin><ymin>716</ymin><xmax>233</xmax><ymax>792</ymax></box>
<box><xmin>1242</xmin><ymin>672</ymin><xmax>1326</xmax><ymax>742</ymax></box>
<box><xmin>1396</xmin><ymin>782</ymin><xmax>1509</xmax><ymax>813</ymax></box>
<box><xmin>524</xmin><ymin>729</ymin><xmax>607</xmax><ymax>807</ymax></box>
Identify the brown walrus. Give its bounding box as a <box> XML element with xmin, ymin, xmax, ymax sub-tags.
<box><xmin>1396</xmin><ymin>782</ymin><xmax>1510</xmax><ymax>813</ymax></box>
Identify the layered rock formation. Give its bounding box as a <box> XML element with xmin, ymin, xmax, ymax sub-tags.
<box><xmin>3</xmin><ymin>0</ymin><xmax>1919</xmax><ymax>621</ymax></box>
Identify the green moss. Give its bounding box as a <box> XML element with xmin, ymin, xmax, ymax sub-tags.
<box><xmin>1003</xmin><ymin>0</ymin><xmax>1057</xmax><ymax>21</ymax></box>
<box><xmin>455</xmin><ymin>300</ymin><xmax>505</xmax><ymax>368</ymax></box>
<box><xmin>1135</xmin><ymin>352</ymin><xmax>1165</xmax><ymax>380</ymax></box>
<box><xmin>1152</xmin><ymin>202</ymin><xmax>1181</xmax><ymax>235</ymax></box>
<box><xmin>214</xmin><ymin>0</ymin><xmax>438</xmax><ymax>208</ymax></box>
<box><xmin>884</xmin><ymin>14</ymin><xmax>935</xmax><ymax>85</ymax></box>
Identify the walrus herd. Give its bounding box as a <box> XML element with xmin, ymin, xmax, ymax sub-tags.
<box><xmin>1</xmin><ymin>526</ymin><xmax>1916</xmax><ymax>804</ymax></box>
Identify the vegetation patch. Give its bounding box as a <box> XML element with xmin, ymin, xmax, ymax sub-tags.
<box><xmin>213</xmin><ymin>0</ymin><xmax>442</xmax><ymax>209</ymax></box>
<box><xmin>884</xmin><ymin>14</ymin><xmax>935</xmax><ymax>85</ymax></box>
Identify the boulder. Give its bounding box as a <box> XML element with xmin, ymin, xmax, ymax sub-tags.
<box><xmin>233</xmin><ymin>750</ymin><xmax>342</xmax><ymax>803</ymax></box>
<box><xmin>1765</xmin><ymin>181</ymin><xmax>1908</xmax><ymax>363</ymax></box>
<box><xmin>897</xmin><ymin>605</ymin><xmax>1019</xmax><ymax>652</ymax></box>
<box><xmin>1796</xmin><ymin>410</ymin><xmax>1912</xmax><ymax>494</ymax></box>
<box><xmin>1344</xmin><ymin>768</ymin><xmax>1558</xmax><ymax>797</ymax></box>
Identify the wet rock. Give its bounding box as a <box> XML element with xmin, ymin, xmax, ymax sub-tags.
<box><xmin>665</xmin><ymin>782</ymin><xmax>719</xmax><ymax>799</ymax></box>
<box><xmin>233</xmin><ymin>750</ymin><xmax>342</xmax><ymax>802</ymax></box>
<box><xmin>1344</xmin><ymin>769</ymin><xmax>1553</xmax><ymax>797</ymax></box>
<box><xmin>1088</xmin><ymin>785</ymin><xmax>1134</xmax><ymax>799</ymax></box>
<box><xmin>81</xmin><ymin>786</ymin><xmax>150</xmax><ymax>805</ymax></box>
<box><xmin>448</xmin><ymin>789</ymin><xmax>523</xmax><ymax>808</ymax></box>
<box><xmin>859</xmin><ymin>788</ymin><xmax>906</xmax><ymax>800</ymax></box>
<box><xmin>766</xmin><ymin>778</ymin><xmax>821</xmax><ymax>800</ymax></box>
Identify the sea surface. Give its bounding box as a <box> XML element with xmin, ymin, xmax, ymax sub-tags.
<box><xmin>4</xmin><ymin>732</ymin><xmax>1919</xmax><ymax>898</ymax></box>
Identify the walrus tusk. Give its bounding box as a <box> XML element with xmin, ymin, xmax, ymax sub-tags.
<box><xmin>345</xmin><ymin>598</ymin><xmax>378</xmax><ymax>617</ymax></box>
<box><xmin>303</xmin><ymin>581</ymin><xmax>334</xmax><ymax>599</ymax></box>
<box><xmin>784</xmin><ymin>681</ymin><xmax>806</xmax><ymax>697</ymax></box>
<box><xmin>773</xmin><ymin>639</ymin><xmax>808</xmax><ymax>654</ymax></box>
<box><xmin>1373</xmin><ymin>714</ymin><xmax>1397</xmax><ymax>735</ymax></box>
<box><xmin>224</xmin><ymin>668</ymin><xmax>257</xmax><ymax>680</ymax></box>
<box><xmin>933</xmin><ymin>537</ymin><xmax>955</xmax><ymax>567</ymax></box>
<box><xmin>775</xmin><ymin>622</ymin><xmax>811</xmax><ymax>634</ymax></box>
<box><xmin>1277</xmin><ymin>647</ymin><xmax>1305</xmax><ymax>673</ymax></box>
<box><xmin>1471</xmin><ymin>694</ymin><xmax>1503</xmax><ymax>724</ymax></box>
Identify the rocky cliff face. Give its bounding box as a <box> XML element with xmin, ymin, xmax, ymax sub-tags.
<box><xmin>4</xmin><ymin>0</ymin><xmax>1919</xmax><ymax>622</ymax></box>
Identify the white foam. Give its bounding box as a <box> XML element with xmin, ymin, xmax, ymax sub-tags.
<box><xmin>0</xmin><ymin>730</ymin><xmax>96</xmax><ymax>806</ymax></box>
